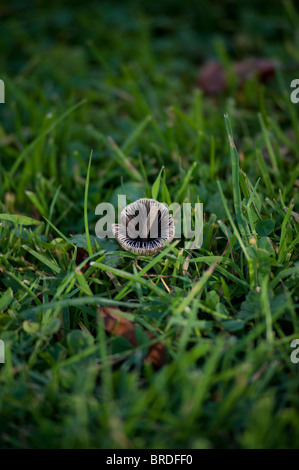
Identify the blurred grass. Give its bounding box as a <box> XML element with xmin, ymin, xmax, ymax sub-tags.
<box><xmin>0</xmin><ymin>0</ymin><xmax>299</xmax><ymax>449</ymax></box>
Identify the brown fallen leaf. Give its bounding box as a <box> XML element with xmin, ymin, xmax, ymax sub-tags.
<box><xmin>145</xmin><ymin>332</ymin><xmax>168</xmax><ymax>368</ymax></box>
<box><xmin>75</xmin><ymin>247</ymin><xmax>90</xmax><ymax>273</ymax></box>
<box><xmin>99</xmin><ymin>306</ymin><xmax>167</xmax><ymax>368</ymax></box>
<box><xmin>234</xmin><ymin>58</ymin><xmax>276</xmax><ymax>83</ymax></box>
<box><xmin>100</xmin><ymin>306</ymin><xmax>138</xmax><ymax>346</ymax></box>
<box><xmin>197</xmin><ymin>60</ymin><xmax>226</xmax><ymax>95</ymax></box>
<box><xmin>67</xmin><ymin>246</ymin><xmax>92</xmax><ymax>274</ymax></box>
<box><xmin>197</xmin><ymin>58</ymin><xmax>277</xmax><ymax>95</ymax></box>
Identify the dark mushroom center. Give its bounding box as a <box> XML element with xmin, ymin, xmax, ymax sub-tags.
<box><xmin>125</xmin><ymin>208</ymin><xmax>162</xmax><ymax>243</ymax></box>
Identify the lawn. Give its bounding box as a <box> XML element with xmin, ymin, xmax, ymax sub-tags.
<box><xmin>0</xmin><ymin>0</ymin><xmax>299</xmax><ymax>449</ymax></box>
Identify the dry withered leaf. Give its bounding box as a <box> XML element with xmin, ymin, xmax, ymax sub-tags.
<box><xmin>100</xmin><ymin>306</ymin><xmax>137</xmax><ymax>346</ymax></box>
<box><xmin>234</xmin><ymin>58</ymin><xmax>276</xmax><ymax>83</ymax></box>
<box><xmin>75</xmin><ymin>247</ymin><xmax>90</xmax><ymax>272</ymax></box>
<box><xmin>197</xmin><ymin>60</ymin><xmax>226</xmax><ymax>94</ymax></box>
<box><xmin>145</xmin><ymin>332</ymin><xmax>168</xmax><ymax>368</ymax></box>
<box><xmin>197</xmin><ymin>58</ymin><xmax>277</xmax><ymax>95</ymax></box>
<box><xmin>99</xmin><ymin>306</ymin><xmax>167</xmax><ymax>368</ymax></box>
<box><xmin>67</xmin><ymin>246</ymin><xmax>91</xmax><ymax>274</ymax></box>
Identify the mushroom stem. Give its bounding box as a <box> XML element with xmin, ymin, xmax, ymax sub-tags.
<box><xmin>140</xmin><ymin>205</ymin><xmax>159</xmax><ymax>239</ymax></box>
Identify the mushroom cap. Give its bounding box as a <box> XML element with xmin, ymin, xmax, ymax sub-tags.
<box><xmin>113</xmin><ymin>198</ymin><xmax>175</xmax><ymax>255</ymax></box>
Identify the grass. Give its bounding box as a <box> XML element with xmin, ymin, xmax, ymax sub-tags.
<box><xmin>0</xmin><ymin>0</ymin><xmax>299</xmax><ymax>449</ymax></box>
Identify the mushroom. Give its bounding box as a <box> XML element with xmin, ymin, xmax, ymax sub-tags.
<box><xmin>113</xmin><ymin>198</ymin><xmax>175</xmax><ymax>255</ymax></box>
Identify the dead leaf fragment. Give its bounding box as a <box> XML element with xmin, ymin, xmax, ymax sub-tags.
<box><xmin>75</xmin><ymin>247</ymin><xmax>90</xmax><ymax>273</ymax></box>
<box><xmin>234</xmin><ymin>58</ymin><xmax>276</xmax><ymax>83</ymax></box>
<box><xmin>99</xmin><ymin>306</ymin><xmax>167</xmax><ymax>368</ymax></box>
<box><xmin>146</xmin><ymin>333</ymin><xmax>168</xmax><ymax>368</ymax></box>
<box><xmin>197</xmin><ymin>60</ymin><xmax>226</xmax><ymax>94</ymax></box>
<box><xmin>198</xmin><ymin>58</ymin><xmax>277</xmax><ymax>95</ymax></box>
<box><xmin>100</xmin><ymin>306</ymin><xmax>137</xmax><ymax>346</ymax></box>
